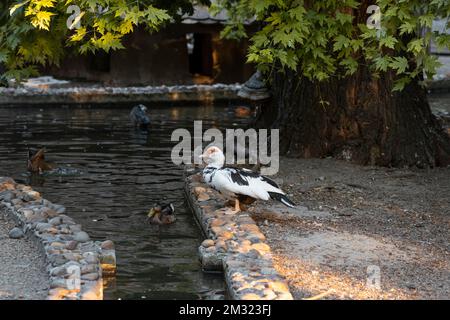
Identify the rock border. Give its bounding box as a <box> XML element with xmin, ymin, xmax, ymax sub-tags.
<box><xmin>428</xmin><ymin>78</ymin><xmax>450</xmax><ymax>94</ymax></box>
<box><xmin>0</xmin><ymin>84</ymin><xmax>243</xmax><ymax>105</ymax></box>
<box><xmin>184</xmin><ymin>170</ymin><xmax>293</xmax><ymax>300</ymax></box>
<box><xmin>0</xmin><ymin>177</ymin><xmax>116</xmax><ymax>300</ymax></box>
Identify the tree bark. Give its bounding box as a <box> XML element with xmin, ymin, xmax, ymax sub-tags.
<box><xmin>253</xmin><ymin>0</ymin><xmax>450</xmax><ymax>167</ymax></box>
<box><xmin>259</xmin><ymin>67</ymin><xmax>450</xmax><ymax>167</ymax></box>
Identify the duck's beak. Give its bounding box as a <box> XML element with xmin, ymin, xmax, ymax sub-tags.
<box><xmin>147</xmin><ymin>208</ymin><xmax>157</xmax><ymax>218</ymax></box>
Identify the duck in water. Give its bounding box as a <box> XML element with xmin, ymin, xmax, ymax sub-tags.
<box><xmin>234</xmin><ymin>106</ymin><xmax>253</xmax><ymax>118</ymax></box>
<box><xmin>130</xmin><ymin>104</ymin><xmax>150</xmax><ymax>129</ymax></box>
<box><xmin>27</xmin><ymin>148</ymin><xmax>54</xmax><ymax>174</ymax></box>
<box><xmin>147</xmin><ymin>203</ymin><xmax>176</xmax><ymax>225</ymax></box>
<box><xmin>27</xmin><ymin>148</ymin><xmax>81</xmax><ymax>176</ymax></box>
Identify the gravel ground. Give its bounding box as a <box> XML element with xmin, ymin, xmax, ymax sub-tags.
<box><xmin>251</xmin><ymin>158</ymin><xmax>450</xmax><ymax>300</ymax></box>
<box><xmin>0</xmin><ymin>210</ymin><xmax>49</xmax><ymax>300</ymax></box>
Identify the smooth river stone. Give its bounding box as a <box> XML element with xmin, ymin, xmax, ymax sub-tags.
<box><xmin>201</xmin><ymin>239</ymin><xmax>215</xmax><ymax>248</ymax></box>
<box><xmin>100</xmin><ymin>240</ymin><xmax>114</xmax><ymax>250</ymax></box>
<box><xmin>49</xmin><ymin>216</ymin><xmax>63</xmax><ymax>226</ymax></box>
<box><xmin>74</xmin><ymin>231</ymin><xmax>90</xmax><ymax>242</ymax></box>
<box><xmin>9</xmin><ymin>227</ymin><xmax>24</xmax><ymax>239</ymax></box>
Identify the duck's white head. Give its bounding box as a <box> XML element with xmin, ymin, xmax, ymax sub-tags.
<box><xmin>200</xmin><ymin>146</ymin><xmax>225</xmax><ymax>168</ymax></box>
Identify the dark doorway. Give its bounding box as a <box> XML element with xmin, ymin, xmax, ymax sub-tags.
<box><xmin>88</xmin><ymin>51</ymin><xmax>111</xmax><ymax>73</ymax></box>
<box><xmin>187</xmin><ymin>33</ymin><xmax>213</xmax><ymax>76</ymax></box>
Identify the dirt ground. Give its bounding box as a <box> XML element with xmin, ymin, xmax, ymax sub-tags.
<box><xmin>250</xmin><ymin>157</ymin><xmax>450</xmax><ymax>300</ymax></box>
<box><xmin>0</xmin><ymin>210</ymin><xmax>48</xmax><ymax>300</ymax></box>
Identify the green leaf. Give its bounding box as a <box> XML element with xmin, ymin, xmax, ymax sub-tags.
<box><xmin>399</xmin><ymin>21</ymin><xmax>416</xmax><ymax>35</ymax></box>
<box><xmin>392</xmin><ymin>77</ymin><xmax>411</xmax><ymax>92</ymax></box>
<box><xmin>390</xmin><ymin>56</ymin><xmax>409</xmax><ymax>75</ymax></box>
<box><xmin>70</xmin><ymin>27</ymin><xmax>87</xmax><ymax>42</ymax></box>
<box><xmin>335</xmin><ymin>12</ymin><xmax>353</xmax><ymax>25</ymax></box>
<box><xmin>340</xmin><ymin>57</ymin><xmax>358</xmax><ymax>75</ymax></box>
<box><xmin>0</xmin><ymin>50</ymin><xmax>8</xmax><ymax>63</ymax></box>
<box><xmin>423</xmin><ymin>55</ymin><xmax>442</xmax><ymax>79</ymax></box>
<box><xmin>418</xmin><ymin>14</ymin><xmax>434</xmax><ymax>28</ymax></box>
<box><xmin>333</xmin><ymin>35</ymin><xmax>350</xmax><ymax>52</ymax></box>
<box><xmin>407</xmin><ymin>38</ymin><xmax>423</xmax><ymax>54</ymax></box>
<box><xmin>252</xmin><ymin>0</ymin><xmax>273</xmax><ymax>15</ymax></box>
<box><xmin>31</xmin><ymin>11</ymin><xmax>55</xmax><ymax>30</ymax></box>
<box><xmin>379</xmin><ymin>36</ymin><xmax>397</xmax><ymax>49</ymax></box>
<box><xmin>374</xmin><ymin>56</ymin><xmax>390</xmax><ymax>72</ymax></box>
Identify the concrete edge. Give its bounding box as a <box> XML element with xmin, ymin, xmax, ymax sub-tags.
<box><xmin>0</xmin><ymin>84</ymin><xmax>243</xmax><ymax>105</ymax></box>
<box><xmin>0</xmin><ymin>177</ymin><xmax>116</xmax><ymax>300</ymax></box>
<box><xmin>184</xmin><ymin>169</ymin><xmax>293</xmax><ymax>300</ymax></box>
<box><xmin>428</xmin><ymin>79</ymin><xmax>450</xmax><ymax>94</ymax></box>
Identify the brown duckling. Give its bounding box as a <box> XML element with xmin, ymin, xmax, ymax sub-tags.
<box><xmin>147</xmin><ymin>203</ymin><xmax>176</xmax><ymax>225</ymax></box>
<box><xmin>27</xmin><ymin>148</ymin><xmax>54</xmax><ymax>174</ymax></box>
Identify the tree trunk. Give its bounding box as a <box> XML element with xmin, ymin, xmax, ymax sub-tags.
<box><xmin>259</xmin><ymin>67</ymin><xmax>450</xmax><ymax>167</ymax></box>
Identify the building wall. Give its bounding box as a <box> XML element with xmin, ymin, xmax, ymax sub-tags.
<box><xmin>46</xmin><ymin>24</ymin><xmax>254</xmax><ymax>86</ymax></box>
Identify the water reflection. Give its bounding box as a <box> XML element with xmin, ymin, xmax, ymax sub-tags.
<box><xmin>429</xmin><ymin>93</ymin><xmax>450</xmax><ymax>113</ymax></box>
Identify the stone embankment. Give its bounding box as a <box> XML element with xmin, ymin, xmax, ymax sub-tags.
<box><xmin>184</xmin><ymin>171</ymin><xmax>293</xmax><ymax>300</ymax></box>
<box><xmin>0</xmin><ymin>177</ymin><xmax>116</xmax><ymax>300</ymax></box>
<box><xmin>0</xmin><ymin>84</ymin><xmax>242</xmax><ymax>105</ymax></box>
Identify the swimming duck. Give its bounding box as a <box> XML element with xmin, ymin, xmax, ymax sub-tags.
<box><xmin>147</xmin><ymin>203</ymin><xmax>176</xmax><ymax>225</ymax></box>
<box><xmin>234</xmin><ymin>106</ymin><xmax>253</xmax><ymax>118</ymax></box>
<box><xmin>0</xmin><ymin>75</ymin><xmax>8</xmax><ymax>88</ymax></box>
<box><xmin>130</xmin><ymin>104</ymin><xmax>150</xmax><ymax>129</ymax></box>
<box><xmin>27</xmin><ymin>148</ymin><xmax>54</xmax><ymax>174</ymax></box>
<box><xmin>200</xmin><ymin>146</ymin><xmax>295</xmax><ymax>214</ymax></box>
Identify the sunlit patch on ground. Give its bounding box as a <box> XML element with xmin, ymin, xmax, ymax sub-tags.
<box><xmin>251</xmin><ymin>157</ymin><xmax>450</xmax><ymax>300</ymax></box>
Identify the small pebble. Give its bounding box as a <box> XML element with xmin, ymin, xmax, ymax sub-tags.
<box><xmin>9</xmin><ymin>227</ymin><xmax>24</xmax><ymax>239</ymax></box>
<box><xmin>81</xmin><ymin>272</ymin><xmax>99</xmax><ymax>281</ymax></box>
<box><xmin>201</xmin><ymin>239</ymin><xmax>214</xmax><ymax>248</ymax></box>
<box><xmin>100</xmin><ymin>240</ymin><xmax>114</xmax><ymax>250</ymax></box>
<box><xmin>49</xmin><ymin>217</ymin><xmax>63</xmax><ymax>226</ymax></box>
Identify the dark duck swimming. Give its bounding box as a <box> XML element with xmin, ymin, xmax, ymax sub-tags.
<box><xmin>130</xmin><ymin>104</ymin><xmax>150</xmax><ymax>129</ymax></box>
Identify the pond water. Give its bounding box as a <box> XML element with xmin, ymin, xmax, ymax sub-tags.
<box><xmin>0</xmin><ymin>103</ymin><xmax>251</xmax><ymax>300</ymax></box>
<box><xmin>429</xmin><ymin>93</ymin><xmax>450</xmax><ymax>113</ymax></box>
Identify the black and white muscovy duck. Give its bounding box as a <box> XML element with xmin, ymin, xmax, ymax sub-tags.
<box><xmin>200</xmin><ymin>146</ymin><xmax>295</xmax><ymax>214</ymax></box>
<box><xmin>130</xmin><ymin>104</ymin><xmax>150</xmax><ymax>129</ymax></box>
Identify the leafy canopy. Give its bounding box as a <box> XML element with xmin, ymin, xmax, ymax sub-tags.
<box><xmin>0</xmin><ymin>0</ymin><xmax>202</xmax><ymax>81</ymax></box>
<box><xmin>1</xmin><ymin>0</ymin><xmax>450</xmax><ymax>91</ymax></box>
<box><xmin>211</xmin><ymin>0</ymin><xmax>450</xmax><ymax>91</ymax></box>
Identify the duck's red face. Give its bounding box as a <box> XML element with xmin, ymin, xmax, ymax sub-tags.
<box><xmin>206</xmin><ymin>146</ymin><xmax>220</xmax><ymax>156</ymax></box>
<box><xmin>200</xmin><ymin>146</ymin><xmax>225</xmax><ymax>166</ymax></box>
